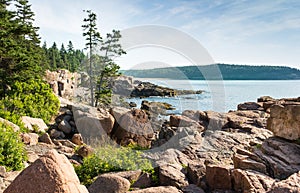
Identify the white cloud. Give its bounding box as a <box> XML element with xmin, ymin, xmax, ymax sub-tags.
<box><xmin>29</xmin><ymin>0</ymin><xmax>143</xmax><ymax>48</ymax></box>
<box><xmin>27</xmin><ymin>0</ymin><xmax>300</xmax><ymax>68</ymax></box>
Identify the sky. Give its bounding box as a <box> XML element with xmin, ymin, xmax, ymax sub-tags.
<box><xmin>28</xmin><ymin>0</ymin><xmax>300</xmax><ymax>70</ymax></box>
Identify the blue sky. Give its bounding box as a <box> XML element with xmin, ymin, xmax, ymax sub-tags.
<box><xmin>28</xmin><ymin>0</ymin><xmax>300</xmax><ymax>69</ymax></box>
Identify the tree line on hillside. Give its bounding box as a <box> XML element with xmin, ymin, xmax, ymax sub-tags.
<box><xmin>42</xmin><ymin>41</ymin><xmax>85</xmax><ymax>72</ymax></box>
<box><xmin>124</xmin><ymin>64</ymin><xmax>300</xmax><ymax>80</ymax></box>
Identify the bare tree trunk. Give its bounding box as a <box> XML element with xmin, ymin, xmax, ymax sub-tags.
<box><xmin>95</xmin><ymin>73</ymin><xmax>104</xmax><ymax>107</ymax></box>
<box><xmin>89</xmin><ymin>46</ymin><xmax>94</xmax><ymax>106</ymax></box>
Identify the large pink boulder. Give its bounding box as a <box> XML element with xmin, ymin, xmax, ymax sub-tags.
<box><xmin>4</xmin><ymin>150</ymin><xmax>88</xmax><ymax>193</ymax></box>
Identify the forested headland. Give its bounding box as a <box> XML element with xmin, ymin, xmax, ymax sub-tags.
<box><xmin>124</xmin><ymin>64</ymin><xmax>300</xmax><ymax>80</ymax></box>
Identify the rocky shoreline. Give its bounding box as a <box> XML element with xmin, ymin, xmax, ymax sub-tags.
<box><xmin>1</xmin><ymin>72</ymin><xmax>300</xmax><ymax>193</ymax></box>
<box><xmin>73</xmin><ymin>74</ymin><xmax>203</xmax><ymax>104</ymax></box>
<box><xmin>1</xmin><ymin>94</ymin><xmax>300</xmax><ymax>193</ymax></box>
<box><xmin>130</xmin><ymin>81</ymin><xmax>203</xmax><ymax>98</ymax></box>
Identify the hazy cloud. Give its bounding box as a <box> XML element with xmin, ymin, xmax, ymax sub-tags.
<box><xmin>28</xmin><ymin>0</ymin><xmax>300</xmax><ymax>69</ymax></box>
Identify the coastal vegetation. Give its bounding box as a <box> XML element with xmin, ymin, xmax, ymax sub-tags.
<box><xmin>0</xmin><ymin>122</ymin><xmax>27</xmax><ymax>171</ymax></box>
<box><xmin>0</xmin><ymin>0</ymin><xmax>60</xmax><ymax>124</ymax></box>
<box><xmin>74</xmin><ymin>145</ymin><xmax>154</xmax><ymax>186</ymax></box>
<box><xmin>0</xmin><ymin>80</ymin><xmax>60</xmax><ymax>125</ymax></box>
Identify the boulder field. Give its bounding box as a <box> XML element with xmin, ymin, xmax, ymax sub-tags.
<box><xmin>1</xmin><ymin>96</ymin><xmax>300</xmax><ymax>193</ymax></box>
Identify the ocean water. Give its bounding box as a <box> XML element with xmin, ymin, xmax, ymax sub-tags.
<box><xmin>126</xmin><ymin>79</ymin><xmax>300</xmax><ymax>113</ymax></box>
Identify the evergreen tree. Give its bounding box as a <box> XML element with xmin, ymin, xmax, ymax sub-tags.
<box><xmin>95</xmin><ymin>30</ymin><xmax>126</xmax><ymax>106</ymax></box>
<box><xmin>67</xmin><ymin>41</ymin><xmax>74</xmax><ymax>53</ymax></box>
<box><xmin>0</xmin><ymin>0</ymin><xmax>43</xmax><ymax>98</ymax></box>
<box><xmin>82</xmin><ymin>10</ymin><xmax>102</xmax><ymax>106</ymax></box>
<box><xmin>72</xmin><ymin>49</ymin><xmax>85</xmax><ymax>72</ymax></box>
<box><xmin>14</xmin><ymin>0</ymin><xmax>44</xmax><ymax>77</ymax></box>
<box><xmin>60</xmin><ymin>43</ymin><xmax>69</xmax><ymax>69</ymax></box>
<box><xmin>15</xmin><ymin>0</ymin><xmax>40</xmax><ymax>44</ymax></box>
<box><xmin>48</xmin><ymin>42</ymin><xmax>61</xmax><ymax>70</ymax></box>
<box><xmin>40</xmin><ymin>40</ymin><xmax>85</xmax><ymax>72</ymax></box>
<box><xmin>0</xmin><ymin>0</ymin><xmax>15</xmax><ymax>98</ymax></box>
<box><xmin>40</xmin><ymin>41</ymin><xmax>50</xmax><ymax>70</ymax></box>
<box><xmin>42</xmin><ymin>41</ymin><xmax>47</xmax><ymax>54</ymax></box>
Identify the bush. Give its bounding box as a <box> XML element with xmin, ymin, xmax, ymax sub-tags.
<box><xmin>75</xmin><ymin>145</ymin><xmax>154</xmax><ymax>186</ymax></box>
<box><xmin>0</xmin><ymin>122</ymin><xmax>27</xmax><ymax>171</ymax></box>
<box><xmin>0</xmin><ymin>79</ymin><xmax>60</xmax><ymax>125</ymax></box>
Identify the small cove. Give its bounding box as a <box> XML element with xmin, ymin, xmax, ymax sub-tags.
<box><xmin>127</xmin><ymin>79</ymin><xmax>300</xmax><ymax>113</ymax></box>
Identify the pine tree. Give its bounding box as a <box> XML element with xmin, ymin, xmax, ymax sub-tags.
<box><xmin>73</xmin><ymin>49</ymin><xmax>85</xmax><ymax>72</ymax></box>
<box><xmin>60</xmin><ymin>43</ymin><xmax>69</xmax><ymax>70</ymax></box>
<box><xmin>13</xmin><ymin>0</ymin><xmax>44</xmax><ymax>79</ymax></box>
<box><xmin>94</xmin><ymin>30</ymin><xmax>126</xmax><ymax>106</ymax></box>
<box><xmin>15</xmin><ymin>0</ymin><xmax>40</xmax><ymax>44</ymax></box>
<box><xmin>82</xmin><ymin>10</ymin><xmax>102</xmax><ymax>106</ymax></box>
<box><xmin>48</xmin><ymin>42</ymin><xmax>62</xmax><ymax>70</ymax></box>
<box><xmin>0</xmin><ymin>0</ymin><xmax>43</xmax><ymax>98</ymax></box>
<box><xmin>40</xmin><ymin>41</ymin><xmax>50</xmax><ymax>70</ymax></box>
<box><xmin>67</xmin><ymin>41</ymin><xmax>74</xmax><ymax>53</ymax></box>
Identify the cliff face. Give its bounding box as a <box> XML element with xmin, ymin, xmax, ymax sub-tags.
<box><xmin>45</xmin><ymin>69</ymin><xmax>78</xmax><ymax>100</ymax></box>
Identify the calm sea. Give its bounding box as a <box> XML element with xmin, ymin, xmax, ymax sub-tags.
<box><xmin>126</xmin><ymin>79</ymin><xmax>300</xmax><ymax>113</ymax></box>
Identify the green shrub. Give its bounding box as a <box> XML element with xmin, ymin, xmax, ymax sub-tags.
<box><xmin>75</xmin><ymin>145</ymin><xmax>154</xmax><ymax>186</ymax></box>
<box><xmin>0</xmin><ymin>122</ymin><xmax>27</xmax><ymax>171</ymax></box>
<box><xmin>0</xmin><ymin>79</ymin><xmax>60</xmax><ymax>125</ymax></box>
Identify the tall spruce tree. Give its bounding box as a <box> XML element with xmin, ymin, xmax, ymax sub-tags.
<box><xmin>60</xmin><ymin>43</ymin><xmax>69</xmax><ymax>70</ymax></box>
<box><xmin>82</xmin><ymin>10</ymin><xmax>101</xmax><ymax>106</ymax></box>
<box><xmin>14</xmin><ymin>0</ymin><xmax>44</xmax><ymax>78</ymax></box>
<box><xmin>15</xmin><ymin>0</ymin><xmax>39</xmax><ymax>44</ymax></box>
<box><xmin>0</xmin><ymin>0</ymin><xmax>43</xmax><ymax>98</ymax></box>
<box><xmin>0</xmin><ymin>0</ymin><xmax>15</xmax><ymax>98</ymax></box>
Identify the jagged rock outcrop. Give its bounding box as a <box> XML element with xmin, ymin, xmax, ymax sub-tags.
<box><xmin>45</xmin><ymin>69</ymin><xmax>77</xmax><ymax>99</ymax></box>
<box><xmin>232</xmin><ymin>169</ymin><xmax>276</xmax><ymax>192</ymax></box>
<box><xmin>111</xmin><ymin>75</ymin><xmax>135</xmax><ymax>96</ymax></box>
<box><xmin>269</xmin><ymin>171</ymin><xmax>300</xmax><ymax>192</ymax></box>
<box><xmin>88</xmin><ymin>174</ymin><xmax>130</xmax><ymax>193</ymax></box>
<box><xmin>72</xmin><ymin>104</ymin><xmax>115</xmax><ymax>143</ymax></box>
<box><xmin>39</xmin><ymin>133</ymin><xmax>54</xmax><ymax>145</ymax></box>
<box><xmin>129</xmin><ymin>186</ymin><xmax>183</xmax><ymax>193</ymax></box>
<box><xmin>4</xmin><ymin>150</ymin><xmax>88</xmax><ymax>193</ymax></box>
<box><xmin>238</xmin><ymin>102</ymin><xmax>264</xmax><ymax>111</ymax></box>
<box><xmin>159</xmin><ymin>163</ymin><xmax>189</xmax><ymax>188</ymax></box>
<box><xmin>111</xmin><ymin>109</ymin><xmax>154</xmax><ymax>148</ymax></box>
<box><xmin>182</xmin><ymin>184</ymin><xmax>205</xmax><ymax>193</ymax></box>
<box><xmin>254</xmin><ymin>137</ymin><xmax>300</xmax><ymax>179</ymax></box>
<box><xmin>170</xmin><ymin>115</ymin><xmax>202</xmax><ymax>128</ymax></box>
<box><xmin>20</xmin><ymin>133</ymin><xmax>39</xmax><ymax>146</ymax></box>
<box><xmin>206</xmin><ymin>165</ymin><xmax>233</xmax><ymax>190</ymax></box>
<box><xmin>130</xmin><ymin>82</ymin><xmax>202</xmax><ymax>98</ymax></box>
<box><xmin>187</xmin><ymin>160</ymin><xmax>206</xmax><ymax>186</ymax></box>
<box><xmin>267</xmin><ymin>104</ymin><xmax>300</xmax><ymax>140</ymax></box>
<box><xmin>233</xmin><ymin>148</ymin><xmax>267</xmax><ymax>174</ymax></box>
<box><xmin>21</xmin><ymin>116</ymin><xmax>48</xmax><ymax>133</ymax></box>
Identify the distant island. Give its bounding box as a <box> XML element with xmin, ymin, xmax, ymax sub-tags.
<box><xmin>123</xmin><ymin>64</ymin><xmax>300</xmax><ymax>80</ymax></box>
